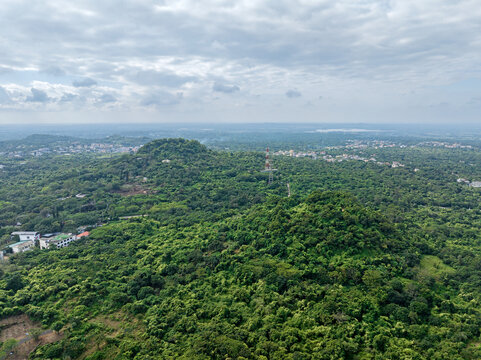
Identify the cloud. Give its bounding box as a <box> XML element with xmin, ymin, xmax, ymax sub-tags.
<box><xmin>213</xmin><ymin>82</ymin><xmax>240</xmax><ymax>93</ymax></box>
<box><xmin>0</xmin><ymin>66</ymin><xmax>13</xmax><ymax>75</ymax></box>
<box><xmin>42</xmin><ymin>66</ymin><xmax>66</xmax><ymax>76</ymax></box>
<box><xmin>0</xmin><ymin>1</ymin><xmax>481</xmax><ymax>122</ymax></box>
<box><xmin>128</xmin><ymin>70</ymin><xmax>197</xmax><ymax>87</ymax></box>
<box><xmin>0</xmin><ymin>86</ymin><xmax>11</xmax><ymax>104</ymax></box>
<box><xmin>467</xmin><ymin>97</ymin><xmax>481</xmax><ymax>106</ymax></box>
<box><xmin>141</xmin><ymin>91</ymin><xmax>183</xmax><ymax>106</ymax></box>
<box><xmin>97</xmin><ymin>93</ymin><xmax>116</xmax><ymax>103</ymax></box>
<box><xmin>286</xmin><ymin>89</ymin><xmax>301</xmax><ymax>98</ymax></box>
<box><xmin>429</xmin><ymin>101</ymin><xmax>450</xmax><ymax>109</ymax></box>
<box><xmin>72</xmin><ymin>78</ymin><xmax>97</xmax><ymax>87</ymax></box>
<box><xmin>60</xmin><ymin>93</ymin><xmax>77</xmax><ymax>102</ymax></box>
<box><xmin>59</xmin><ymin>92</ymin><xmax>87</xmax><ymax>106</ymax></box>
<box><xmin>26</xmin><ymin>88</ymin><xmax>50</xmax><ymax>102</ymax></box>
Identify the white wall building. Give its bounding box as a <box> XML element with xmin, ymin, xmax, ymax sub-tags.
<box><xmin>40</xmin><ymin>233</ymin><xmax>77</xmax><ymax>249</ymax></box>
<box><xmin>11</xmin><ymin>231</ymin><xmax>40</xmax><ymax>241</ymax></box>
<box><xmin>9</xmin><ymin>240</ymin><xmax>35</xmax><ymax>253</ymax></box>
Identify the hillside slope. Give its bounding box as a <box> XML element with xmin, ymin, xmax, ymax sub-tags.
<box><xmin>1</xmin><ymin>191</ymin><xmax>480</xmax><ymax>359</ymax></box>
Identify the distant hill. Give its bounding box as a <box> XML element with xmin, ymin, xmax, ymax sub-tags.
<box><xmin>0</xmin><ymin>134</ymin><xmax>77</xmax><ymax>148</ymax></box>
<box><xmin>137</xmin><ymin>138</ymin><xmax>211</xmax><ymax>161</ymax></box>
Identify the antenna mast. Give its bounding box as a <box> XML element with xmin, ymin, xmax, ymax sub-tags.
<box><xmin>262</xmin><ymin>147</ymin><xmax>277</xmax><ymax>184</ymax></box>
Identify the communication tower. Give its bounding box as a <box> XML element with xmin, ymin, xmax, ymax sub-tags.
<box><xmin>262</xmin><ymin>147</ymin><xmax>277</xmax><ymax>184</ymax></box>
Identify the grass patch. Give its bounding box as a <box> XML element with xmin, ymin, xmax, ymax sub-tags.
<box><xmin>0</xmin><ymin>338</ymin><xmax>18</xmax><ymax>357</ymax></box>
<box><xmin>419</xmin><ymin>255</ymin><xmax>455</xmax><ymax>280</ymax></box>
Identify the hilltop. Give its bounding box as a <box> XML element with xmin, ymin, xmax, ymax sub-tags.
<box><xmin>137</xmin><ymin>138</ymin><xmax>212</xmax><ymax>161</ymax></box>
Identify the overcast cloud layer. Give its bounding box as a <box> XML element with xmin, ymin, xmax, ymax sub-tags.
<box><xmin>0</xmin><ymin>0</ymin><xmax>480</xmax><ymax>123</ymax></box>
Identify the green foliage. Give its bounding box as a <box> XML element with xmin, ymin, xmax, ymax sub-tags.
<box><xmin>2</xmin><ymin>192</ymin><xmax>480</xmax><ymax>359</ymax></box>
<box><xmin>1</xmin><ymin>138</ymin><xmax>481</xmax><ymax>359</ymax></box>
<box><xmin>0</xmin><ymin>338</ymin><xmax>18</xmax><ymax>357</ymax></box>
<box><xmin>137</xmin><ymin>138</ymin><xmax>211</xmax><ymax>161</ymax></box>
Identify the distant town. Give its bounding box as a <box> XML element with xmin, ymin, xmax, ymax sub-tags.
<box><xmin>272</xmin><ymin>139</ymin><xmax>476</xmax><ymax>169</ymax></box>
<box><xmin>273</xmin><ymin>148</ymin><xmax>406</xmax><ymax>168</ymax></box>
<box><xmin>0</xmin><ymin>142</ymin><xmax>141</xmax><ymax>158</ymax></box>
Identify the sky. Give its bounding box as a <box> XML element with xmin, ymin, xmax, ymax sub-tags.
<box><xmin>0</xmin><ymin>0</ymin><xmax>481</xmax><ymax>124</ymax></box>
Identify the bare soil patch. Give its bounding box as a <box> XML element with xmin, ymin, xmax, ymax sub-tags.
<box><xmin>112</xmin><ymin>184</ymin><xmax>153</xmax><ymax>196</ymax></box>
<box><xmin>4</xmin><ymin>331</ymin><xmax>63</xmax><ymax>360</ymax></box>
<box><xmin>0</xmin><ymin>315</ymin><xmax>62</xmax><ymax>360</ymax></box>
<box><xmin>0</xmin><ymin>315</ymin><xmax>36</xmax><ymax>342</ymax></box>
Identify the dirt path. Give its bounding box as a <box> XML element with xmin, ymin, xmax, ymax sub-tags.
<box><xmin>0</xmin><ymin>315</ymin><xmax>62</xmax><ymax>360</ymax></box>
<box><xmin>1</xmin><ymin>330</ymin><xmax>62</xmax><ymax>360</ymax></box>
<box><xmin>0</xmin><ymin>315</ymin><xmax>36</xmax><ymax>343</ymax></box>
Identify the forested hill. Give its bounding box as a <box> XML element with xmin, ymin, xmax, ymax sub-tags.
<box><xmin>1</xmin><ymin>190</ymin><xmax>480</xmax><ymax>359</ymax></box>
<box><xmin>0</xmin><ymin>138</ymin><xmax>270</xmax><ymax>234</ymax></box>
<box><xmin>2</xmin><ymin>138</ymin><xmax>481</xmax><ymax>358</ymax></box>
<box><xmin>137</xmin><ymin>138</ymin><xmax>212</xmax><ymax>161</ymax></box>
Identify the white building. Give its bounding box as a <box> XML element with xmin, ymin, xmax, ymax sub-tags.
<box><xmin>40</xmin><ymin>233</ymin><xmax>77</xmax><ymax>249</ymax></box>
<box><xmin>11</xmin><ymin>231</ymin><xmax>40</xmax><ymax>241</ymax></box>
<box><xmin>9</xmin><ymin>240</ymin><xmax>35</xmax><ymax>253</ymax></box>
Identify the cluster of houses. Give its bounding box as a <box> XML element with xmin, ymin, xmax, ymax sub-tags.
<box><xmin>2</xmin><ymin>143</ymin><xmax>141</xmax><ymax>158</ymax></box>
<box><xmin>457</xmin><ymin>178</ymin><xmax>481</xmax><ymax>188</ymax></box>
<box><xmin>7</xmin><ymin>231</ymin><xmax>90</xmax><ymax>254</ymax></box>
<box><xmin>273</xmin><ymin>149</ymin><xmax>405</xmax><ymax>168</ymax></box>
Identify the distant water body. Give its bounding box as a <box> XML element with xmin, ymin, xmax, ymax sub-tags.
<box><xmin>312</xmin><ymin>129</ymin><xmax>386</xmax><ymax>133</ymax></box>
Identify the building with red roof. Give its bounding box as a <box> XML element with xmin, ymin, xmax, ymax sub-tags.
<box><xmin>77</xmin><ymin>231</ymin><xmax>90</xmax><ymax>239</ymax></box>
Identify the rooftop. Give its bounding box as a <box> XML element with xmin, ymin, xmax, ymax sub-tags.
<box><xmin>52</xmin><ymin>233</ymin><xmax>72</xmax><ymax>241</ymax></box>
<box><xmin>9</xmin><ymin>240</ymin><xmax>33</xmax><ymax>247</ymax></box>
<box><xmin>41</xmin><ymin>233</ymin><xmax>57</xmax><ymax>238</ymax></box>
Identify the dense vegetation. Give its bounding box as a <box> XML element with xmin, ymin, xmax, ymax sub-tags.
<box><xmin>1</xmin><ymin>138</ymin><xmax>481</xmax><ymax>359</ymax></box>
